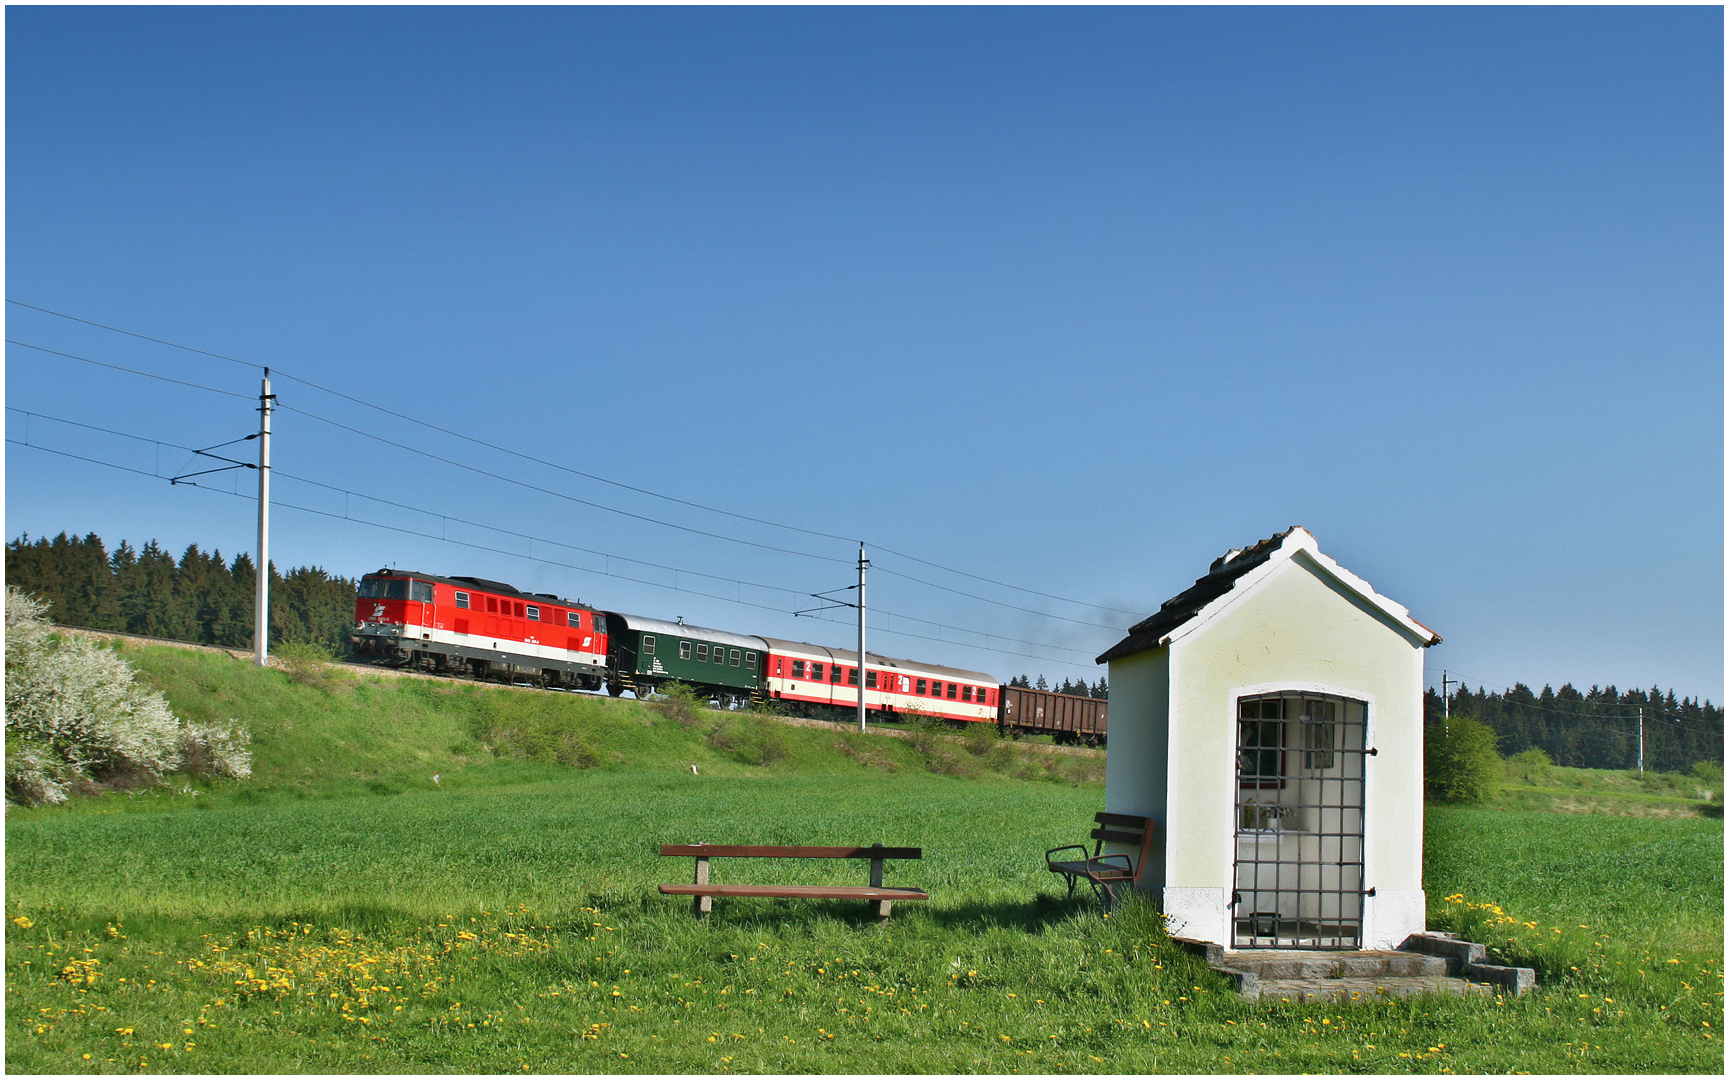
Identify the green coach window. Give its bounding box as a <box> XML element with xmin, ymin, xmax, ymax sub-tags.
<box><xmin>696</xmin><ymin>643</ymin><xmax>708</xmax><ymax>661</ymax></box>
<box><xmin>729</xmin><ymin>649</ymin><xmax>741</xmax><ymax>667</ymax></box>
<box><xmin>680</xmin><ymin>641</ymin><xmax>692</xmax><ymax>660</ymax></box>
<box><xmin>643</xmin><ymin>635</ymin><xmax>655</xmax><ymax>655</ymax></box>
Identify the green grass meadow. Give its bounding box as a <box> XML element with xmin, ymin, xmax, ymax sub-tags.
<box><xmin>6</xmin><ymin>643</ymin><xmax>1724</xmax><ymax>1073</ymax></box>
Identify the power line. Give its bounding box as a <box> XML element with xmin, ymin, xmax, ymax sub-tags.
<box><xmin>6</xmin><ymin>298</ymin><xmax>1143</xmax><ymax>618</ymax></box>
<box><xmin>13</xmin><ymin>329</ymin><xmax>1131</xmax><ymax>632</ymax></box>
<box><xmin>6</xmin><ymin>423</ymin><xmax>1104</xmax><ymax>669</ymax></box>
<box><xmin>6</xmin><ymin>339</ymin><xmax>252</xmax><ymax>399</ymax></box>
<box><xmin>273</xmin><ymin>401</ymin><xmax>852</xmax><ymax>565</ymax></box>
<box><xmin>6</xmin><ymin>300</ymin><xmax>262</xmax><ymax>371</ymax></box>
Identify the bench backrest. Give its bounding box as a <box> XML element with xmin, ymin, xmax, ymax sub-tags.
<box><xmin>1090</xmin><ymin>812</ymin><xmax>1156</xmax><ymax>875</ymax></box>
<box><xmin>661</xmin><ymin>844</ymin><xmax>921</xmax><ymax>860</ymax></box>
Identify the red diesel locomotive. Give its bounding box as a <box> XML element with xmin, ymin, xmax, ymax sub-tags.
<box><xmin>352</xmin><ymin>569</ymin><xmax>608</xmax><ymax>689</ymax></box>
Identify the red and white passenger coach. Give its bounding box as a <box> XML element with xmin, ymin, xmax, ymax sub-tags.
<box><xmin>758</xmin><ymin>638</ymin><xmax>997</xmax><ymax>723</ymax></box>
<box><xmin>352</xmin><ymin>570</ymin><xmax>608</xmax><ymax>689</ymax></box>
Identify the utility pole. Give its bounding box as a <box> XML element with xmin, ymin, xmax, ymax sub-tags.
<box><xmin>254</xmin><ymin>369</ymin><xmax>275</xmax><ymax>666</ymax></box>
<box><xmin>1441</xmin><ymin>670</ymin><xmax>1452</xmax><ymax>734</ymax></box>
<box><xmin>857</xmin><ymin>544</ymin><xmax>868</xmax><ymax>733</ymax></box>
<box><xmin>1637</xmin><ymin>705</ymin><xmax>1645</xmax><ymax>776</ymax></box>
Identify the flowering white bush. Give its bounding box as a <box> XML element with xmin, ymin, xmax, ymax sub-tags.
<box><xmin>5</xmin><ymin>587</ymin><xmax>251</xmax><ymax>805</ymax></box>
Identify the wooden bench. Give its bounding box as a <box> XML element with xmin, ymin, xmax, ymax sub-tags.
<box><xmin>1046</xmin><ymin>812</ymin><xmax>1156</xmax><ymax>911</ymax></box>
<box><xmin>659</xmin><ymin>843</ymin><xmax>927</xmax><ymax>921</ymax></box>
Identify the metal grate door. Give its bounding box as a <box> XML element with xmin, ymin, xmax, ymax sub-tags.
<box><xmin>1232</xmin><ymin>692</ymin><xmax>1367</xmax><ymax>949</ymax></box>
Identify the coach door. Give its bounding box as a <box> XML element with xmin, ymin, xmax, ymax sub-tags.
<box><xmin>1232</xmin><ymin>692</ymin><xmax>1368</xmax><ymax>950</ymax></box>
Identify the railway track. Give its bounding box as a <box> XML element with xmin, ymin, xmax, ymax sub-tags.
<box><xmin>51</xmin><ymin>623</ymin><xmax>1105</xmax><ymax>758</ymax></box>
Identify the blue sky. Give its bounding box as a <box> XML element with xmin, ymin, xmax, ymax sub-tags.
<box><xmin>5</xmin><ymin>6</ymin><xmax>1722</xmax><ymax>701</ymax></box>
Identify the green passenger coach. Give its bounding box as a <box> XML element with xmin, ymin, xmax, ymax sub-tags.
<box><xmin>603</xmin><ymin>612</ymin><xmax>764</xmax><ymax>707</ymax></box>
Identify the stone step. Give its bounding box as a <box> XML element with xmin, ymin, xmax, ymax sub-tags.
<box><xmin>1221</xmin><ymin>949</ymin><xmax>1450</xmax><ymax>980</ymax></box>
<box><xmin>1251</xmin><ymin>975</ymin><xmax>1497</xmax><ymax>1004</ymax></box>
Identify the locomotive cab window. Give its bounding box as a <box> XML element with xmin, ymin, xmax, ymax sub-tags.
<box><xmin>679</xmin><ymin>641</ymin><xmax>692</xmax><ymax>660</ymax></box>
<box><xmin>411</xmin><ymin>581</ymin><xmax>433</xmax><ymax>602</ymax></box>
<box><xmin>360</xmin><ymin>578</ymin><xmax>409</xmax><ymax>600</ymax></box>
<box><xmin>454</xmin><ymin>591</ymin><xmax>470</xmax><ymax>609</ymax></box>
<box><xmin>592</xmin><ymin>613</ymin><xmax>607</xmax><ymax>635</ymax></box>
<box><xmin>642</xmin><ymin>635</ymin><xmax>655</xmax><ymax>655</ymax></box>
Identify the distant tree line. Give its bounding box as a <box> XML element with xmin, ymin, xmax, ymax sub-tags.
<box><xmin>1008</xmin><ymin>674</ymin><xmax>1108</xmax><ymax>699</ymax></box>
<box><xmin>6</xmin><ymin>532</ymin><xmax>357</xmax><ymax>654</ymax></box>
<box><xmin>1426</xmin><ymin>682</ymin><xmax>1722</xmax><ymax>775</ymax></box>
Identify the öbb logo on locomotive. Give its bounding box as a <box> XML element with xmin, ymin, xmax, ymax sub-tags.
<box><xmin>351</xmin><ymin>568</ymin><xmax>1107</xmax><ymax>742</ymax></box>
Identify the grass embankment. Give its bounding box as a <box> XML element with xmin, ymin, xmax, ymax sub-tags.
<box><xmin>1489</xmin><ymin>760</ymin><xmax>1720</xmax><ymax>818</ymax></box>
<box><xmin>6</xmin><ymin>642</ymin><xmax>1724</xmax><ymax>1073</ymax></box>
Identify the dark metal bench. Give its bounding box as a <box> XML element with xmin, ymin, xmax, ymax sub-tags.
<box><xmin>1046</xmin><ymin>812</ymin><xmax>1156</xmax><ymax>911</ymax></box>
<box><xmin>659</xmin><ymin>843</ymin><xmax>927</xmax><ymax>921</ymax></box>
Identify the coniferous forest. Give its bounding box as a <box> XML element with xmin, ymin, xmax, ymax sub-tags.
<box><xmin>1424</xmin><ymin>683</ymin><xmax>1721</xmax><ymax>775</ymax></box>
<box><xmin>6</xmin><ymin>532</ymin><xmax>357</xmax><ymax>654</ymax></box>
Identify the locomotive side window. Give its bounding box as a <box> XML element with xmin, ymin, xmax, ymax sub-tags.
<box><xmin>643</xmin><ymin>635</ymin><xmax>656</xmax><ymax>655</ymax></box>
<box><xmin>679</xmin><ymin>641</ymin><xmax>691</xmax><ymax>660</ymax></box>
<box><xmin>792</xmin><ymin>660</ymin><xmax>806</xmax><ymax>678</ymax></box>
<box><xmin>697</xmin><ymin>643</ymin><xmax>709</xmax><ymax>661</ymax></box>
<box><xmin>916</xmin><ymin>678</ymin><xmax>927</xmax><ymax>695</ymax></box>
<box><xmin>526</xmin><ymin>605</ymin><xmax>540</xmax><ymax>621</ymax></box>
<box><xmin>568</xmin><ymin>612</ymin><xmax>581</xmax><ymax>628</ymax></box>
<box><xmin>810</xmin><ymin>662</ymin><xmax>823</xmax><ymax>680</ymax></box>
<box><xmin>455</xmin><ymin>591</ymin><xmax>470</xmax><ymax>609</ymax></box>
<box><xmin>592</xmin><ymin>613</ymin><xmax>607</xmax><ymax>635</ymax></box>
<box><xmin>411</xmin><ymin>581</ymin><xmax>434</xmax><ymax>602</ymax></box>
<box><xmin>729</xmin><ymin>649</ymin><xmax>741</xmax><ymax>667</ymax></box>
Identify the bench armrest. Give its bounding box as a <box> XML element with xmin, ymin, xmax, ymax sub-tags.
<box><xmin>1045</xmin><ymin>844</ymin><xmax>1090</xmax><ymax>864</ymax></box>
<box><xmin>1082</xmin><ymin>854</ymin><xmax>1134</xmax><ymax>878</ymax></box>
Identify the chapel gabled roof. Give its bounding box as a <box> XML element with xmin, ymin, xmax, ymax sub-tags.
<box><xmin>1095</xmin><ymin>527</ymin><xmax>1440</xmax><ymax>664</ymax></box>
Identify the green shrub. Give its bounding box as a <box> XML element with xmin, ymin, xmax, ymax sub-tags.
<box><xmin>1506</xmin><ymin>746</ymin><xmax>1552</xmax><ymax>784</ymax></box>
<box><xmin>1425</xmin><ymin>715</ymin><xmax>1502</xmax><ymax>802</ymax></box>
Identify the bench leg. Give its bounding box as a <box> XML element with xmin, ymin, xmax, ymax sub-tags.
<box><xmin>876</xmin><ymin>899</ymin><xmax>893</xmax><ymax>923</ymax></box>
<box><xmin>693</xmin><ymin>856</ymin><xmax>712</xmax><ymax>918</ymax></box>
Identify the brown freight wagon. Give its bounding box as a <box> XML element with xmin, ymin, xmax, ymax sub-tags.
<box><xmin>998</xmin><ymin>686</ymin><xmax>1108</xmax><ymax>745</ymax></box>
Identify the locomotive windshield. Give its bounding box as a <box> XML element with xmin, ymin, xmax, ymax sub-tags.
<box><xmin>359</xmin><ymin>578</ymin><xmax>409</xmax><ymax>600</ymax></box>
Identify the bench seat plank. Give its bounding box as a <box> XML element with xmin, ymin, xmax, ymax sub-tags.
<box><xmin>659</xmin><ymin>884</ymin><xmax>928</xmax><ymax>901</ymax></box>
<box><xmin>660</xmin><ymin>845</ymin><xmax>920</xmax><ymax>860</ymax></box>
